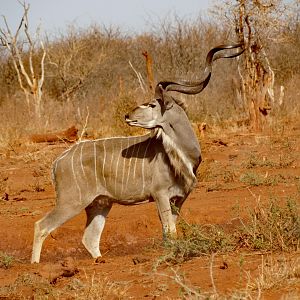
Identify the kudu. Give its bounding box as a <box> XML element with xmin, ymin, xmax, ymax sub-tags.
<box><xmin>31</xmin><ymin>43</ymin><xmax>244</xmax><ymax>263</ymax></box>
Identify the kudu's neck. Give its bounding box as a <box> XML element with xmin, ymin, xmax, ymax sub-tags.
<box><xmin>157</xmin><ymin>106</ymin><xmax>201</xmax><ymax>191</ymax></box>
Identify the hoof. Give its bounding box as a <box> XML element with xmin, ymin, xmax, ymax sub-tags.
<box><xmin>94</xmin><ymin>257</ymin><xmax>105</xmax><ymax>264</ymax></box>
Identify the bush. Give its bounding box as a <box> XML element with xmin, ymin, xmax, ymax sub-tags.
<box><xmin>235</xmin><ymin>198</ymin><xmax>300</xmax><ymax>252</ymax></box>
<box><xmin>1</xmin><ymin>13</ymin><xmax>299</xmax><ymax>133</ymax></box>
<box><xmin>158</xmin><ymin>220</ymin><xmax>234</xmax><ymax>264</ymax></box>
<box><xmin>158</xmin><ymin>198</ymin><xmax>299</xmax><ymax>265</ymax></box>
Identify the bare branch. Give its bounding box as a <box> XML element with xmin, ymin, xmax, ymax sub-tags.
<box><xmin>129</xmin><ymin>60</ymin><xmax>146</xmax><ymax>93</ymax></box>
<box><xmin>39</xmin><ymin>41</ymin><xmax>46</xmax><ymax>89</ymax></box>
<box><xmin>0</xmin><ymin>0</ymin><xmax>46</xmax><ymax>117</ymax></box>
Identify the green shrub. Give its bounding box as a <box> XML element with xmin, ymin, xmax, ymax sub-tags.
<box><xmin>0</xmin><ymin>251</ymin><xmax>15</xmax><ymax>269</ymax></box>
<box><xmin>158</xmin><ymin>198</ymin><xmax>299</xmax><ymax>266</ymax></box>
<box><xmin>235</xmin><ymin>198</ymin><xmax>300</xmax><ymax>251</ymax></box>
<box><xmin>158</xmin><ymin>220</ymin><xmax>234</xmax><ymax>264</ymax></box>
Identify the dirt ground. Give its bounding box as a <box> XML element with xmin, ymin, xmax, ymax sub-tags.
<box><xmin>0</xmin><ymin>122</ymin><xmax>299</xmax><ymax>299</ymax></box>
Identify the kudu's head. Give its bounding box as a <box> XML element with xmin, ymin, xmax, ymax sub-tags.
<box><xmin>125</xmin><ymin>89</ymin><xmax>177</xmax><ymax>130</ymax></box>
<box><xmin>125</xmin><ymin>43</ymin><xmax>244</xmax><ymax>130</ymax></box>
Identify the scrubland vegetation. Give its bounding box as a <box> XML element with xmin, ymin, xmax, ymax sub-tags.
<box><xmin>0</xmin><ymin>0</ymin><xmax>299</xmax><ymax>299</ymax></box>
<box><xmin>0</xmin><ymin>0</ymin><xmax>299</xmax><ymax>142</ymax></box>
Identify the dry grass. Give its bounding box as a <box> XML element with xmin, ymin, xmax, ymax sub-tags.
<box><xmin>0</xmin><ymin>271</ymin><xmax>129</xmax><ymax>299</ymax></box>
<box><xmin>64</xmin><ymin>271</ymin><xmax>129</xmax><ymax>299</ymax></box>
<box><xmin>0</xmin><ymin>273</ymin><xmax>60</xmax><ymax>298</ymax></box>
<box><xmin>249</xmin><ymin>255</ymin><xmax>300</xmax><ymax>292</ymax></box>
<box><xmin>0</xmin><ymin>127</ymin><xmax>22</xmax><ymax>153</ymax></box>
<box><xmin>244</xmin><ymin>154</ymin><xmax>295</xmax><ymax>169</ymax></box>
<box><xmin>155</xmin><ymin>254</ymin><xmax>300</xmax><ymax>299</ymax></box>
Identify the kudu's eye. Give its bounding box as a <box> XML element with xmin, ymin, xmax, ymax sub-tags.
<box><xmin>148</xmin><ymin>103</ymin><xmax>156</xmax><ymax>108</ymax></box>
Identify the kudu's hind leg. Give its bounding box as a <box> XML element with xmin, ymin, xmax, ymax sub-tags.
<box><xmin>82</xmin><ymin>198</ymin><xmax>112</xmax><ymax>259</ymax></box>
<box><xmin>31</xmin><ymin>204</ymin><xmax>83</xmax><ymax>263</ymax></box>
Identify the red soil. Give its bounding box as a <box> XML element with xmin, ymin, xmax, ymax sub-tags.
<box><xmin>0</xmin><ymin>124</ymin><xmax>299</xmax><ymax>298</ymax></box>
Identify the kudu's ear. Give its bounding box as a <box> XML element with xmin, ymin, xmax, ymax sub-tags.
<box><xmin>154</xmin><ymin>83</ymin><xmax>164</xmax><ymax>100</ymax></box>
<box><xmin>163</xmin><ymin>94</ymin><xmax>174</xmax><ymax>110</ymax></box>
<box><xmin>154</xmin><ymin>84</ymin><xmax>173</xmax><ymax>110</ymax></box>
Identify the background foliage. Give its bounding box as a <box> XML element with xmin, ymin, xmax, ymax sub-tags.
<box><xmin>0</xmin><ymin>1</ymin><xmax>299</xmax><ymax>138</ymax></box>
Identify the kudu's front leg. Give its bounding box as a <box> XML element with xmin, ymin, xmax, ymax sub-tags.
<box><xmin>155</xmin><ymin>195</ymin><xmax>177</xmax><ymax>239</ymax></box>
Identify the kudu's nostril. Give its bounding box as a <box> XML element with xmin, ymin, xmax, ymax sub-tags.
<box><xmin>125</xmin><ymin>114</ymin><xmax>129</xmax><ymax>120</ymax></box>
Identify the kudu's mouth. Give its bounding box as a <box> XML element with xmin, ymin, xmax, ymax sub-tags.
<box><xmin>125</xmin><ymin>115</ymin><xmax>138</xmax><ymax>126</ymax></box>
<box><xmin>125</xmin><ymin>115</ymin><xmax>157</xmax><ymax>129</ymax></box>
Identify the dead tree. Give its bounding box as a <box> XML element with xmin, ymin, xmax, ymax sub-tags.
<box><xmin>142</xmin><ymin>51</ymin><xmax>155</xmax><ymax>92</ymax></box>
<box><xmin>0</xmin><ymin>1</ymin><xmax>46</xmax><ymax>118</ymax></box>
<box><xmin>234</xmin><ymin>0</ymin><xmax>289</xmax><ymax>131</ymax></box>
<box><xmin>214</xmin><ymin>0</ymin><xmax>288</xmax><ymax>131</ymax></box>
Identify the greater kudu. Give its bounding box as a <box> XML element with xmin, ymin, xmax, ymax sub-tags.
<box><xmin>31</xmin><ymin>43</ymin><xmax>244</xmax><ymax>263</ymax></box>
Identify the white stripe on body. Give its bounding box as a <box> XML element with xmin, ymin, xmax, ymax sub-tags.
<box><xmin>141</xmin><ymin>138</ymin><xmax>151</xmax><ymax>195</ymax></box>
<box><xmin>114</xmin><ymin>139</ymin><xmax>122</xmax><ymax>197</ymax></box>
<box><xmin>94</xmin><ymin>142</ymin><xmax>99</xmax><ymax>192</ymax></box>
<box><xmin>80</xmin><ymin>142</ymin><xmax>87</xmax><ymax>178</ymax></box>
<box><xmin>102</xmin><ymin>139</ymin><xmax>107</xmax><ymax>189</ymax></box>
<box><xmin>71</xmin><ymin>144</ymin><xmax>82</xmax><ymax>202</ymax></box>
<box><xmin>120</xmin><ymin>138</ymin><xmax>130</xmax><ymax>197</ymax></box>
<box><xmin>52</xmin><ymin>147</ymin><xmax>71</xmax><ymax>177</ymax></box>
<box><xmin>109</xmin><ymin>142</ymin><xmax>114</xmax><ymax>192</ymax></box>
<box><xmin>125</xmin><ymin>141</ymin><xmax>135</xmax><ymax>188</ymax></box>
<box><xmin>133</xmin><ymin>137</ymin><xmax>142</xmax><ymax>179</ymax></box>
